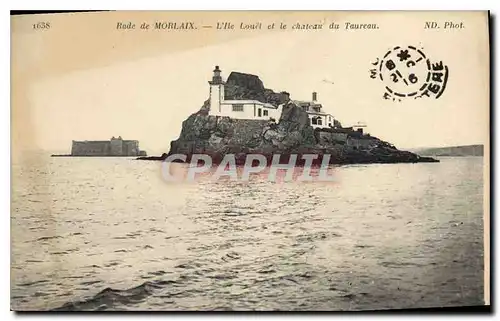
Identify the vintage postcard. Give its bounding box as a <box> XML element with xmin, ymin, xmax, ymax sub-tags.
<box><xmin>11</xmin><ymin>11</ymin><xmax>490</xmax><ymax>311</ymax></box>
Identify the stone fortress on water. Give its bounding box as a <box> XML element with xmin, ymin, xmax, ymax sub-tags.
<box><xmin>71</xmin><ymin>136</ymin><xmax>147</xmax><ymax>157</ymax></box>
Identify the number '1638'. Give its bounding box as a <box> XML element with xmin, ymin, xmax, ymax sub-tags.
<box><xmin>33</xmin><ymin>22</ymin><xmax>51</xmax><ymax>30</ymax></box>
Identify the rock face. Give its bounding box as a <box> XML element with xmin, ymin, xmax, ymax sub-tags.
<box><xmin>165</xmin><ymin>72</ymin><xmax>438</xmax><ymax>165</ymax></box>
<box><xmin>224</xmin><ymin>72</ymin><xmax>291</xmax><ymax>107</ymax></box>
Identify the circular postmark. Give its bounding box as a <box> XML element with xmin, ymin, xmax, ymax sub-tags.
<box><xmin>369</xmin><ymin>46</ymin><xmax>449</xmax><ymax>101</ymax></box>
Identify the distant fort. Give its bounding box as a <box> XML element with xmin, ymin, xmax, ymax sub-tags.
<box><xmin>70</xmin><ymin>136</ymin><xmax>147</xmax><ymax>157</ymax></box>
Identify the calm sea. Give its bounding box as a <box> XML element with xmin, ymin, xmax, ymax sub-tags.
<box><xmin>11</xmin><ymin>155</ymin><xmax>485</xmax><ymax>311</ymax></box>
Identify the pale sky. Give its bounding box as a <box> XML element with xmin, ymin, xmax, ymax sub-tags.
<box><xmin>12</xmin><ymin>11</ymin><xmax>489</xmax><ymax>155</ymax></box>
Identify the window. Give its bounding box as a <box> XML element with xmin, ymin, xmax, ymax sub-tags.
<box><xmin>232</xmin><ymin>104</ymin><xmax>244</xmax><ymax>112</ymax></box>
<box><xmin>311</xmin><ymin>116</ymin><xmax>322</xmax><ymax>125</ymax></box>
<box><xmin>258</xmin><ymin>108</ymin><xmax>262</xmax><ymax>117</ymax></box>
<box><xmin>263</xmin><ymin>110</ymin><xmax>269</xmax><ymax>116</ymax></box>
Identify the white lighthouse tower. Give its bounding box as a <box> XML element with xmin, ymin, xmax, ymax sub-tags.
<box><xmin>206</xmin><ymin>66</ymin><xmax>283</xmax><ymax>120</ymax></box>
<box><xmin>208</xmin><ymin>65</ymin><xmax>225</xmax><ymax>116</ymax></box>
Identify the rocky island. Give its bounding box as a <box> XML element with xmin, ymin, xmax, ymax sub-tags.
<box><xmin>140</xmin><ymin>69</ymin><xmax>438</xmax><ymax>165</ymax></box>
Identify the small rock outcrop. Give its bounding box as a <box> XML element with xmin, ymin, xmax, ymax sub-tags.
<box><xmin>224</xmin><ymin>72</ymin><xmax>291</xmax><ymax>107</ymax></box>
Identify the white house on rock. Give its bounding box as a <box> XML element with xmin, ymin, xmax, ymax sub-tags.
<box><xmin>208</xmin><ymin>66</ymin><xmax>336</xmax><ymax>129</ymax></box>
<box><xmin>292</xmin><ymin>92</ymin><xmax>336</xmax><ymax>129</ymax></box>
<box><xmin>208</xmin><ymin>66</ymin><xmax>282</xmax><ymax>121</ymax></box>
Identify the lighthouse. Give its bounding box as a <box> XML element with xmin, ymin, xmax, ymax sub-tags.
<box><xmin>208</xmin><ymin>65</ymin><xmax>225</xmax><ymax>115</ymax></box>
<box><xmin>205</xmin><ymin>66</ymin><xmax>283</xmax><ymax>121</ymax></box>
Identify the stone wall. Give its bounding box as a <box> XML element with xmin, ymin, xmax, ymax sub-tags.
<box><xmin>71</xmin><ymin>139</ymin><xmax>145</xmax><ymax>156</ymax></box>
<box><xmin>346</xmin><ymin>137</ymin><xmax>378</xmax><ymax>150</ymax></box>
<box><xmin>123</xmin><ymin>140</ymin><xmax>140</xmax><ymax>156</ymax></box>
<box><xmin>110</xmin><ymin>138</ymin><xmax>123</xmax><ymax>156</ymax></box>
<box><xmin>71</xmin><ymin>141</ymin><xmax>110</xmax><ymax>156</ymax></box>
<box><xmin>317</xmin><ymin>131</ymin><xmax>348</xmax><ymax>145</ymax></box>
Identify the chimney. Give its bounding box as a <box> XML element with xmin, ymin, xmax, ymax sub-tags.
<box><xmin>312</xmin><ymin>92</ymin><xmax>317</xmax><ymax>102</ymax></box>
